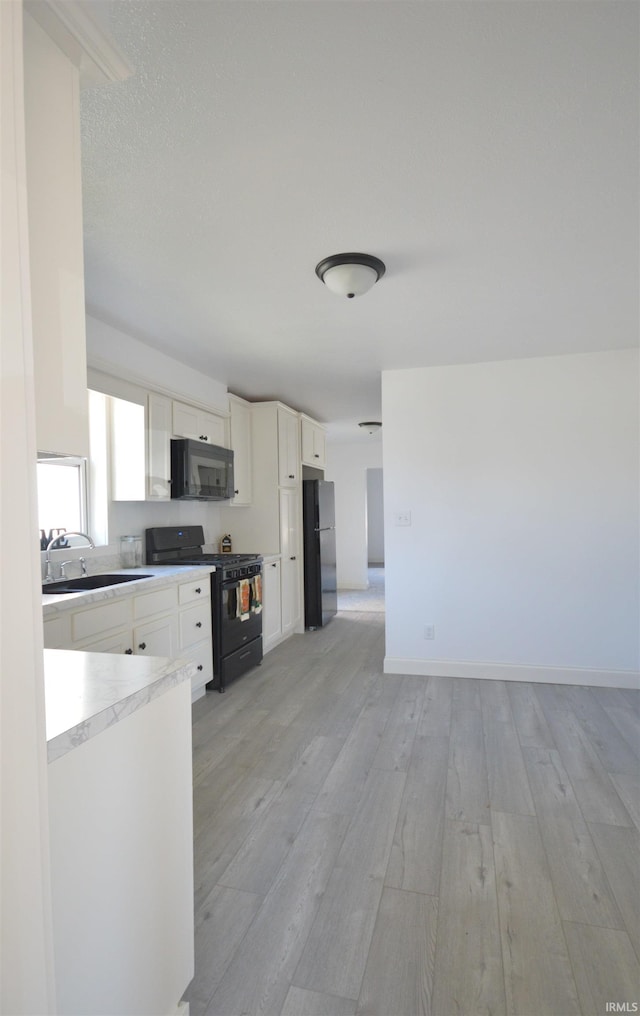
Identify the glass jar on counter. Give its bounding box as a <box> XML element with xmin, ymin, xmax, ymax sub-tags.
<box><xmin>120</xmin><ymin>535</ymin><xmax>143</xmax><ymax>568</ymax></box>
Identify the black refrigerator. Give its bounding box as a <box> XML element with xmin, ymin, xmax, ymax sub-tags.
<box><xmin>302</xmin><ymin>479</ymin><xmax>337</xmax><ymax>629</ymax></box>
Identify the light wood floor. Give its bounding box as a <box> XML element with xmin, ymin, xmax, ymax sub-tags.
<box><xmin>184</xmin><ymin>612</ymin><xmax>640</xmax><ymax>1016</ymax></box>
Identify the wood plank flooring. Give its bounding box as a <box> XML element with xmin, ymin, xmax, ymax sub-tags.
<box><xmin>184</xmin><ymin>612</ymin><xmax>640</xmax><ymax>1016</ymax></box>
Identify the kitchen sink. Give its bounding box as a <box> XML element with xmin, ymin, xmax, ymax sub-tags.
<box><xmin>42</xmin><ymin>573</ymin><xmax>153</xmax><ymax>594</ymax></box>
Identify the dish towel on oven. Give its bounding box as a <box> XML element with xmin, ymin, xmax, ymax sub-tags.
<box><xmin>252</xmin><ymin>574</ymin><xmax>262</xmax><ymax>614</ymax></box>
<box><xmin>237</xmin><ymin>578</ymin><xmax>251</xmax><ymax>621</ymax></box>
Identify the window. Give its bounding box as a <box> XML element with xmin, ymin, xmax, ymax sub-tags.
<box><xmin>37</xmin><ymin>455</ymin><xmax>87</xmax><ymax>549</ymax></box>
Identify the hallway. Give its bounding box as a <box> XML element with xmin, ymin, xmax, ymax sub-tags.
<box><xmin>186</xmin><ymin>612</ymin><xmax>640</xmax><ymax>1015</ymax></box>
<box><xmin>337</xmin><ymin>566</ymin><xmax>385</xmax><ymax>613</ymax></box>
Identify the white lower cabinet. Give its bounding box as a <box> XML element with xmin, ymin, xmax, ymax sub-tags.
<box><xmin>177</xmin><ymin>599</ymin><xmax>213</xmax><ymax>694</ymax></box>
<box><xmin>71</xmin><ymin>598</ymin><xmax>130</xmax><ymax>644</ymax></box>
<box><xmin>78</xmin><ymin>630</ymin><xmax>134</xmax><ymax>655</ymax></box>
<box><xmin>262</xmin><ymin>556</ymin><xmax>282</xmax><ymax>653</ymax></box>
<box><xmin>43</xmin><ymin>574</ymin><xmax>213</xmax><ymax>701</ymax></box>
<box><xmin>134</xmin><ymin>614</ymin><xmax>176</xmax><ymax>658</ymax></box>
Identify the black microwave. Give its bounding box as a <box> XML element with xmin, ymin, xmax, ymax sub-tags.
<box><xmin>170</xmin><ymin>439</ymin><xmax>235</xmax><ymax>500</ymax></box>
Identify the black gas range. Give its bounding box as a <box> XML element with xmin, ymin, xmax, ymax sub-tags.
<box><xmin>145</xmin><ymin>526</ymin><xmax>263</xmax><ymax>693</ymax></box>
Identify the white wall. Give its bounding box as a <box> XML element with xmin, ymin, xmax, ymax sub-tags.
<box><xmin>110</xmin><ymin>499</ymin><xmax>223</xmax><ymax>552</ymax></box>
<box><xmin>325</xmin><ymin>440</ymin><xmax>383</xmax><ymax>589</ymax></box>
<box><xmin>382</xmin><ymin>350</ymin><xmax>639</xmax><ymax>687</ymax></box>
<box><xmin>367</xmin><ymin>468</ymin><xmax>385</xmax><ymax>565</ymax></box>
<box><xmin>86</xmin><ymin>315</ymin><xmax>229</xmax><ymax>413</ymax></box>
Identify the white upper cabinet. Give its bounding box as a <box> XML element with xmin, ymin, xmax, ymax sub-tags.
<box><xmin>24</xmin><ymin>5</ymin><xmax>131</xmax><ymax>458</ymax></box>
<box><xmin>109</xmin><ymin>392</ymin><xmax>171</xmax><ymax>501</ymax></box>
<box><xmin>300</xmin><ymin>414</ymin><xmax>327</xmax><ymax>469</ymax></box>
<box><xmin>146</xmin><ymin>394</ymin><xmax>172</xmax><ymax>500</ymax></box>
<box><xmin>110</xmin><ymin>398</ymin><xmax>145</xmax><ymax>500</ymax></box>
<box><xmin>228</xmin><ymin>395</ymin><xmax>252</xmax><ymax>506</ymax></box>
<box><xmin>24</xmin><ymin>14</ymin><xmax>89</xmax><ymax>457</ymax></box>
<box><xmin>277</xmin><ymin>406</ymin><xmax>300</xmax><ymax>487</ymax></box>
<box><xmin>172</xmin><ymin>401</ymin><xmax>227</xmax><ymax>447</ymax></box>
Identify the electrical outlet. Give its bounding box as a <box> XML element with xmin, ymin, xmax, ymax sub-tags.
<box><xmin>395</xmin><ymin>510</ymin><xmax>411</xmax><ymax>527</ymax></box>
<box><xmin>423</xmin><ymin>625</ymin><xmax>435</xmax><ymax>640</ymax></box>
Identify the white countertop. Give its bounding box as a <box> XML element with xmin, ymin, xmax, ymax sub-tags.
<box><xmin>45</xmin><ymin>648</ymin><xmax>195</xmax><ymax>763</ymax></box>
<box><xmin>42</xmin><ymin>564</ymin><xmax>215</xmax><ymax>616</ymax></box>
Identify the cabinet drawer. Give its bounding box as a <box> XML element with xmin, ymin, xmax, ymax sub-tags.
<box><xmin>71</xmin><ymin>599</ymin><xmax>132</xmax><ymax>643</ymax></box>
<box><xmin>178</xmin><ymin>577</ymin><xmax>211</xmax><ymax>606</ymax></box>
<box><xmin>179</xmin><ymin>602</ymin><xmax>211</xmax><ymax>649</ymax></box>
<box><xmin>77</xmin><ymin>631</ymin><xmax>133</xmax><ymax>654</ymax></box>
<box><xmin>133</xmin><ymin>585</ymin><xmax>177</xmax><ymax>620</ymax></box>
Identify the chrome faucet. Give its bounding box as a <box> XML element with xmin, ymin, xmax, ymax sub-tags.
<box><xmin>44</xmin><ymin>532</ymin><xmax>95</xmax><ymax>583</ymax></box>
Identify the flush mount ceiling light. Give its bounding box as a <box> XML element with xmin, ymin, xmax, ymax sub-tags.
<box><xmin>359</xmin><ymin>421</ymin><xmax>382</xmax><ymax>434</ymax></box>
<box><xmin>315</xmin><ymin>253</ymin><xmax>386</xmax><ymax>299</ymax></box>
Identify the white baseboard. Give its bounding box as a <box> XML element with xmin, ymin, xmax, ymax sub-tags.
<box><xmin>383</xmin><ymin>657</ymin><xmax>640</xmax><ymax>690</ymax></box>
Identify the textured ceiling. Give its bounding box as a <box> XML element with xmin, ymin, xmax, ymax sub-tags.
<box><xmin>80</xmin><ymin>1</ymin><xmax>638</xmax><ymax>441</ymax></box>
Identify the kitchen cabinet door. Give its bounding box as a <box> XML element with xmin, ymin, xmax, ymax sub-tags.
<box><xmin>301</xmin><ymin>415</ymin><xmax>327</xmax><ymax>469</ymax></box>
<box><xmin>262</xmin><ymin>557</ymin><xmax>282</xmax><ymax>653</ymax></box>
<box><xmin>279</xmin><ymin>487</ymin><xmax>301</xmax><ymax>637</ymax></box>
<box><xmin>172</xmin><ymin>401</ymin><xmax>227</xmax><ymax>446</ymax></box>
<box><xmin>228</xmin><ymin>395</ymin><xmax>252</xmax><ymax>505</ymax></box>
<box><xmin>25</xmin><ymin>14</ymin><xmax>89</xmax><ymax>458</ymax></box>
<box><xmin>146</xmin><ymin>393</ymin><xmax>172</xmax><ymax>500</ymax></box>
<box><xmin>277</xmin><ymin>406</ymin><xmax>300</xmax><ymax>487</ymax></box>
<box><xmin>133</xmin><ymin>614</ymin><xmax>176</xmax><ymax>658</ymax></box>
<box><xmin>110</xmin><ymin>393</ymin><xmax>170</xmax><ymax>501</ymax></box>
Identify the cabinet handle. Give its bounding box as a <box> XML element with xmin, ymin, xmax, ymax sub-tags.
<box><xmin>196</xmin><ymin>621</ymin><xmax>202</xmax><ymax>628</ymax></box>
<box><xmin>290</xmin><ymin>556</ymin><xmax>296</xmax><ymax>561</ymax></box>
<box><xmin>234</xmin><ymin>489</ymin><xmax>239</xmax><ymax>495</ymax></box>
<box><xmin>195</xmin><ymin>587</ymin><xmax>201</xmax><ymax>594</ymax></box>
<box><xmin>314</xmin><ymin>453</ymin><xmax>319</xmax><ymax>458</ymax></box>
<box><xmin>271</xmin><ymin>562</ymin><xmax>277</xmax><ymax>567</ymax></box>
<box><xmin>288</xmin><ymin>474</ymin><xmax>295</xmax><ymax>479</ymax></box>
<box><xmin>197</xmin><ymin>664</ymin><xmax>203</xmax><ymax>671</ymax></box>
<box><xmin>138</xmin><ymin>642</ymin><xmax>146</xmax><ymax>650</ymax></box>
<box><xmin>124</xmin><ymin>648</ymin><xmax>133</xmax><ymax>655</ymax></box>
<box><xmin>199</xmin><ymin>434</ymin><xmax>208</xmax><ymax>441</ymax></box>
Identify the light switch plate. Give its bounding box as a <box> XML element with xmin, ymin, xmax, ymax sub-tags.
<box><xmin>394</xmin><ymin>511</ymin><xmax>411</xmax><ymax>526</ymax></box>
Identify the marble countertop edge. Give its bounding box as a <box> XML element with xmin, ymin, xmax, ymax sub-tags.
<box><xmin>45</xmin><ymin>648</ymin><xmax>197</xmax><ymax>763</ymax></box>
<box><xmin>42</xmin><ymin>564</ymin><xmax>216</xmax><ymax>616</ymax></box>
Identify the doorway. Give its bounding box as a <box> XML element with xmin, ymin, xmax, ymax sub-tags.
<box><xmin>337</xmin><ymin>467</ymin><xmax>385</xmax><ymax>612</ymax></box>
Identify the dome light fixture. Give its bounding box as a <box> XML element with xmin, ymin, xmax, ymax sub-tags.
<box><xmin>315</xmin><ymin>253</ymin><xmax>386</xmax><ymax>299</ymax></box>
<box><xmin>359</xmin><ymin>421</ymin><xmax>382</xmax><ymax>435</ymax></box>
